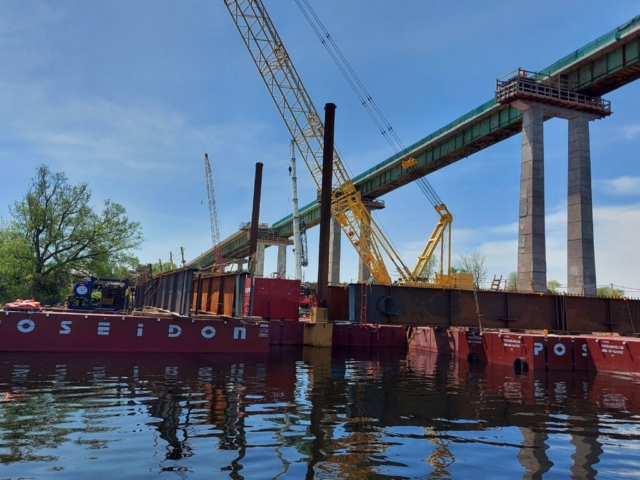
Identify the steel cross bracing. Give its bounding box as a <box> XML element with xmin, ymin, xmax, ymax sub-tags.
<box><xmin>224</xmin><ymin>0</ymin><xmax>414</xmax><ymax>284</ymax></box>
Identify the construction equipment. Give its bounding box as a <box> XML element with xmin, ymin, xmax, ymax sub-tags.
<box><xmin>289</xmin><ymin>140</ymin><xmax>307</xmax><ymax>280</ymax></box>
<box><xmin>204</xmin><ymin>153</ymin><xmax>225</xmax><ymax>272</ymax></box>
<box><xmin>299</xmin><ymin>218</ymin><xmax>308</xmax><ymax>268</ymax></box>
<box><xmin>66</xmin><ymin>277</ymin><xmax>130</xmax><ymax>311</ymax></box>
<box><xmin>224</xmin><ymin>0</ymin><xmax>470</xmax><ymax>288</ymax></box>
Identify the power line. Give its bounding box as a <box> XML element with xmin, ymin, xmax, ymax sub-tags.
<box><xmin>295</xmin><ymin>0</ymin><xmax>442</xmax><ymax>207</ymax></box>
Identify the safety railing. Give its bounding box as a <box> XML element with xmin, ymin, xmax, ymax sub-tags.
<box><xmin>496</xmin><ymin>69</ymin><xmax>611</xmax><ymax>116</ymax></box>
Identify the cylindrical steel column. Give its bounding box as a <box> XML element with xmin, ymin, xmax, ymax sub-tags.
<box><xmin>317</xmin><ymin>103</ymin><xmax>336</xmax><ymax>306</ymax></box>
<box><xmin>248</xmin><ymin>162</ymin><xmax>264</xmax><ymax>275</ymax></box>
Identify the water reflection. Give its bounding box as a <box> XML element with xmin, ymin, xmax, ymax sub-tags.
<box><xmin>0</xmin><ymin>348</ymin><xmax>639</xmax><ymax>479</ymax></box>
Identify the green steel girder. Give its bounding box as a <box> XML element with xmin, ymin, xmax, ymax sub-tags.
<box><xmin>197</xmin><ymin>15</ymin><xmax>640</xmax><ymax>264</ymax></box>
<box><xmin>273</xmin><ymin>16</ymin><xmax>640</xmax><ymax>223</ymax></box>
<box><xmin>273</xmin><ymin>200</ymin><xmax>321</xmax><ymax>237</ymax></box>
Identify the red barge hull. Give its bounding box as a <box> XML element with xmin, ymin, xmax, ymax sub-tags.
<box><xmin>0</xmin><ymin>310</ymin><xmax>270</xmax><ymax>354</ymax></box>
<box><xmin>408</xmin><ymin>326</ymin><xmax>640</xmax><ymax>376</ymax></box>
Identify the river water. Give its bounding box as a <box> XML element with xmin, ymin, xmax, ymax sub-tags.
<box><xmin>1</xmin><ymin>347</ymin><xmax>639</xmax><ymax>479</ymax></box>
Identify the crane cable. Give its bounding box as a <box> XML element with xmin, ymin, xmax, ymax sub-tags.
<box><xmin>294</xmin><ymin>0</ymin><xmax>443</xmax><ymax>208</ymax></box>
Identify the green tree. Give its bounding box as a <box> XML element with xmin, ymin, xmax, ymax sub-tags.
<box><xmin>454</xmin><ymin>250</ymin><xmax>487</xmax><ymax>289</ymax></box>
<box><xmin>597</xmin><ymin>285</ymin><xmax>625</xmax><ymax>298</ymax></box>
<box><xmin>0</xmin><ymin>227</ymin><xmax>33</xmax><ymax>303</ymax></box>
<box><xmin>0</xmin><ymin>165</ymin><xmax>144</xmax><ymax>304</ymax></box>
<box><xmin>505</xmin><ymin>271</ymin><xmax>517</xmax><ymax>291</ymax></box>
<box><xmin>547</xmin><ymin>279</ymin><xmax>562</xmax><ymax>294</ymax></box>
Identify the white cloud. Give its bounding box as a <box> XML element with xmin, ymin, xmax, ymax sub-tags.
<box><xmin>488</xmin><ymin>222</ymin><xmax>518</xmax><ymax>235</ymax></box>
<box><xmin>446</xmin><ymin>202</ymin><xmax>640</xmax><ymax>293</ymax></box>
<box><xmin>623</xmin><ymin>124</ymin><xmax>640</xmax><ymax>141</ymax></box>
<box><xmin>599</xmin><ymin>176</ymin><xmax>640</xmax><ymax>197</ymax></box>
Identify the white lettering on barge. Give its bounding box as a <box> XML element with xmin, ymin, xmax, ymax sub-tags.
<box><xmin>600</xmin><ymin>340</ymin><xmax>625</xmax><ymax>355</ymax></box>
<box><xmin>8</xmin><ymin>315</ymin><xmax>250</xmax><ymax>342</ymax></box>
<box><xmin>502</xmin><ymin>336</ymin><xmax>521</xmax><ymax>349</ymax></box>
<box><xmin>168</xmin><ymin>325</ymin><xmax>182</xmax><ymax>338</ymax></box>
<box><xmin>17</xmin><ymin>319</ymin><xmax>35</xmax><ymax>333</ymax></box>
<box><xmin>554</xmin><ymin>343</ymin><xmax>566</xmax><ymax>356</ymax></box>
<box><xmin>201</xmin><ymin>326</ymin><xmax>216</xmax><ymax>339</ymax></box>
<box><xmin>234</xmin><ymin>326</ymin><xmax>246</xmax><ymax>340</ymax></box>
<box><xmin>97</xmin><ymin>322</ymin><xmax>110</xmax><ymax>336</ymax></box>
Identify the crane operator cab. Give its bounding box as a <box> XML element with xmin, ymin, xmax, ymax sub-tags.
<box><xmin>66</xmin><ymin>277</ymin><xmax>130</xmax><ymax>312</ymax></box>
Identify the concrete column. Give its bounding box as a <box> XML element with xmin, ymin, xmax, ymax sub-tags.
<box><xmin>568</xmin><ymin>115</ymin><xmax>596</xmax><ymax>295</ymax></box>
<box><xmin>254</xmin><ymin>242</ymin><xmax>265</xmax><ymax>277</ymax></box>
<box><xmin>517</xmin><ymin>104</ymin><xmax>547</xmax><ymax>292</ymax></box>
<box><xmin>357</xmin><ymin>209</ymin><xmax>371</xmax><ymax>283</ymax></box>
<box><xmin>328</xmin><ymin>216</ymin><xmax>341</xmax><ymax>285</ymax></box>
<box><xmin>277</xmin><ymin>244</ymin><xmax>287</xmax><ymax>279</ymax></box>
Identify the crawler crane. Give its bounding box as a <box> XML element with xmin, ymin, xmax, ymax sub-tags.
<box><xmin>224</xmin><ymin>0</ymin><xmax>472</xmax><ymax>288</ymax></box>
<box><xmin>204</xmin><ymin>153</ymin><xmax>225</xmax><ymax>272</ymax></box>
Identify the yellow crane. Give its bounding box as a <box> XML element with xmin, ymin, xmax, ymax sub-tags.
<box><xmin>224</xmin><ymin>0</ymin><xmax>472</xmax><ymax>289</ymax></box>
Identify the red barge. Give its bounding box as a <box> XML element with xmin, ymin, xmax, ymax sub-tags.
<box><xmin>4</xmin><ymin>269</ymin><xmax>640</xmax><ymax>379</ymax></box>
<box><xmin>0</xmin><ymin>271</ymin><xmax>272</xmax><ymax>354</ymax></box>
<box><xmin>0</xmin><ymin>310</ymin><xmax>270</xmax><ymax>354</ymax></box>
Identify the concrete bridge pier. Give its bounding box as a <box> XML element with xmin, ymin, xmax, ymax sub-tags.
<box><xmin>515</xmin><ymin>102</ymin><xmax>547</xmax><ymax>292</ymax></box>
<box><xmin>277</xmin><ymin>244</ymin><xmax>287</xmax><ymax>279</ymax></box>
<box><xmin>254</xmin><ymin>242</ymin><xmax>266</xmax><ymax>277</ymax></box>
<box><xmin>513</xmin><ymin>99</ymin><xmax>600</xmax><ymax>294</ymax></box>
<box><xmin>498</xmin><ymin>70</ymin><xmax>610</xmax><ymax>295</ymax></box>
<box><xmin>568</xmin><ymin>115</ymin><xmax>596</xmax><ymax>295</ymax></box>
<box><xmin>328</xmin><ymin>216</ymin><xmax>341</xmax><ymax>285</ymax></box>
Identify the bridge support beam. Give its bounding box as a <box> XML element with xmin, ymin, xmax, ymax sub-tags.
<box><xmin>568</xmin><ymin>115</ymin><xmax>596</xmax><ymax>295</ymax></box>
<box><xmin>329</xmin><ymin>216</ymin><xmax>341</xmax><ymax>285</ymax></box>
<box><xmin>277</xmin><ymin>244</ymin><xmax>287</xmax><ymax>279</ymax></box>
<box><xmin>357</xmin><ymin>208</ymin><xmax>371</xmax><ymax>283</ymax></box>
<box><xmin>515</xmin><ymin>103</ymin><xmax>547</xmax><ymax>292</ymax></box>
<box><xmin>254</xmin><ymin>242</ymin><xmax>265</xmax><ymax>277</ymax></box>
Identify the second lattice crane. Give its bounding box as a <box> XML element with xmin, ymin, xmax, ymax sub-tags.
<box><xmin>204</xmin><ymin>153</ymin><xmax>225</xmax><ymax>272</ymax></box>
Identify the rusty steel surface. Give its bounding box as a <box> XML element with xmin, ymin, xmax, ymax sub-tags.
<box><xmin>350</xmin><ymin>283</ymin><xmax>640</xmax><ymax>334</ymax></box>
<box><xmin>317</xmin><ymin>103</ymin><xmax>336</xmax><ymax>305</ymax></box>
<box><xmin>193</xmin><ymin>274</ymin><xmax>237</xmax><ymax>316</ymax></box>
<box><xmin>410</xmin><ymin>327</ymin><xmax>640</xmax><ymax>376</ymax></box>
<box><xmin>328</xmin><ymin>285</ymin><xmax>349</xmax><ymax>321</ymax></box>
<box><xmin>332</xmin><ymin>324</ymin><xmax>407</xmax><ymax>349</ymax></box>
<box><xmin>252</xmin><ymin>277</ymin><xmax>301</xmax><ymax>321</ymax></box>
<box><xmin>269</xmin><ymin>319</ymin><xmax>305</xmax><ymax>345</ymax></box>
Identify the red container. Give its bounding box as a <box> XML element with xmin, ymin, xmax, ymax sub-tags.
<box><xmin>251</xmin><ymin>278</ymin><xmax>301</xmax><ymax>320</ymax></box>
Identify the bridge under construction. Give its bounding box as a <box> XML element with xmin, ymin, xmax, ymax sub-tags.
<box><xmin>189</xmin><ymin>11</ymin><xmax>640</xmax><ymax>295</ymax></box>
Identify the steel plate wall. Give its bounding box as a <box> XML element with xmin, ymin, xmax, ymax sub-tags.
<box><xmin>135</xmin><ymin>268</ymin><xmax>194</xmax><ymax>317</ymax></box>
<box><xmin>346</xmin><ymin>284</ymin><xmax>640</xmax><ymax>333</ymax></box>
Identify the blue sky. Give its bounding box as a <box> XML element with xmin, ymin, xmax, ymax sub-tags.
<box><xmin>1</xmin><ymin>1</ymin><xmax>639</xmax><ymax>293</ymax></box>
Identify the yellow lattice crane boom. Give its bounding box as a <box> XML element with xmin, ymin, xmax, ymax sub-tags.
<box><xmin>224</xmin><ymin>0</ymin><xmax>474</xmax><ymax>289</ymax></box>
<box><xmin>224</xmin><ymin>0</ymin><xmax>414</xmax><ymax>285</ymax></box>
<box><xmin>412</xmin><ymin>204</ymin><xmax>452</xmax><ymax>280</ymax></box>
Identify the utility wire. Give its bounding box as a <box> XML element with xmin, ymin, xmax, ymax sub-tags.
<box><xmin>295</xmin><ymin>0</ymin><xmax>443</xmax><ymax>207</ymax></box>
